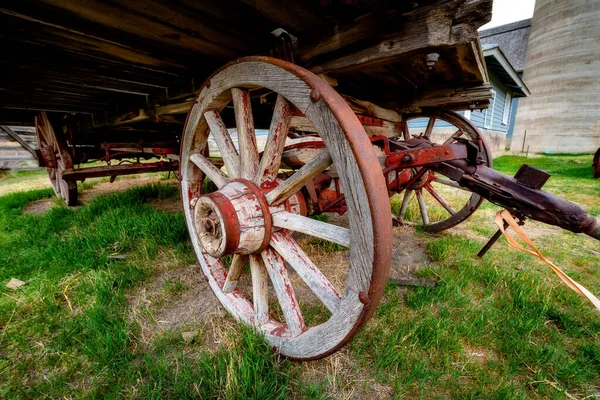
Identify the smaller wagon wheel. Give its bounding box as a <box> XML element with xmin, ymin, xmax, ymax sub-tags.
<box><xmin>396</xmin><ymin>109</ymin><xmax>492</xmax><ymax>232</ymax></box>
<box><xmin>35</xmin><ymin>112</ymin><xmax>77</xmax><ymax>206</ymax></box>
<box><xmin>180</xmin><ymin>57</ymin><xmax>392</xmax><ymax>360</ymax></box>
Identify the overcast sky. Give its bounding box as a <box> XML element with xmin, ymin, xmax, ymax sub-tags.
<box><xmin>479</xmin><ymin>0</ymin><xmax>536</xmax><ymax>30</ymax></box>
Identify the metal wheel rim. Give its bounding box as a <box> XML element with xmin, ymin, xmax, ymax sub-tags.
<box><xmin>180</xmin><ymin>57</ymin><xmax>392</xmax><ymax>360</ymax></box>
<box><xmin>401</xmin><ymin>109</ymin><xmax>492</xmax><ymax>232</ymax></box>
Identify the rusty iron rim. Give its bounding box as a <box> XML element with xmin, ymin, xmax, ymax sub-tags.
<box><xmin>179</xmin><ymin>56</ymin><xmax>392</xmax><ymax>360</ymax></box>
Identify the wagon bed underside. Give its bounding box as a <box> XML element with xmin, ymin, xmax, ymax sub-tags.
<box><xmin>0</xmin><ymin>0</ymin><xmax>492</xmax><ymax>129</ymax></box>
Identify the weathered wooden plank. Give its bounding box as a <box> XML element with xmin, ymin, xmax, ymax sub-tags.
<box><xmin>14</xmin><ymin>1</ymin><xmax>240</xmax><ymax>59</ymax></box>
<box><xmin>0</xmin><ymin>154</ymin><xmax>36</xmax><ymax>161</ymax></box>
<box><xmin>407</xmin><ymin>84</ymin><xmax>492</xmax><ymax>108</ymax></box>
<box><xmin>240</xmin><ymin>0</ymin><xmax>333</xmax><ymax>42</ymax></box>
<box><xmin>60</xmin><ymin>161</ymin><xmax>178</xmax><ymax>180</ymax></box>
<box><xmin>309</xmin><ymin>1</ymin><xmax>491</xmax><ymax>75</ymax></box>
<box><xmin>0</xmin><ymin>126</ymin><xmax>37</xmax><ymax>155</ymax></box>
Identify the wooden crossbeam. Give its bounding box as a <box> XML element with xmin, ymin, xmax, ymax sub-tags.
<box><xmin>0</xmin><ymin>126</ymin><xmax>37</xmax><ymax>157</ymax></box>
<box><xmin>60</xmin><ymin>160</ymin><xmax>179</xmax><ymax>181</ymax></box>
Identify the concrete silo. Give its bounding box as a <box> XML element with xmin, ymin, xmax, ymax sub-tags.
<box><xmin>510</xmin><ymin>0</ymin><xmax>600</xmax><ymax>153</ymax></box>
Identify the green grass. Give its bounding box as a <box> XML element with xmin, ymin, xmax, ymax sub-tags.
<box><xmin>1</xmin><ymin>154</ymin><xmax>599</xmax><ymax>399</ymax></box>
<box><xmin>0</xmin><ymin>184</ymin><xmax>304</xmax><ymax>399</ymax></box>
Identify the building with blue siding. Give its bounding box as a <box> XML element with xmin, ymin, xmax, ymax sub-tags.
<box><xmin>479</xmin><ymin>20</ymin><xmax>532</xmax><ymax>150</ymax></box>
<box><xmin>467</xmin><ymin>44</ymin><xmax>530</xmax><ymax>152</ymax></box>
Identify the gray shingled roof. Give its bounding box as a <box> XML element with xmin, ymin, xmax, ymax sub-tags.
<box><xmin>479</xmin><ymin>19</ymin><xmax>531</xmax><ymax>72</ymax></box>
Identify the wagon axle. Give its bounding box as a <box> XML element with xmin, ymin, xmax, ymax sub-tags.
<box><xmin>301</xmin><ymin>134</ymin><xmax>600</xmax><ymax>241</ymax></box>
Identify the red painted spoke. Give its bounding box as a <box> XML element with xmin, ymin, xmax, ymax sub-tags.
<box><xmin>270</xmin><ymin>231</ymin><xmax>341</xmax><ymax>313</ymax></box>
<box><xmin>222</xmin><ymin>254</ymin><xmax>248</xmax><ymax>293</ymax></box>
<box><xmin>271</xmin><ymin>211</ymin><xmax>350</xmax><ymax>248</ymax></box>
<box><xmin>424</xmin><ymin>117</ymin><xmax>436</xmax><ymax>138</ymax></box>
<box><xmin>416</xmin><ymin>188</ymin><xmax>430</xmax><ymax>225</ymax></box>
<box><xmin>260</xmin><ymin>246</ymin><xmax>306</xmax><ymax>336</ymax></box>
<box><xmin>204</xmin><ymin>110</ymin><xmax>241</xmax><ymax>178</ymax></box>
<box><xmin>425</xmin><ymin>182</ymin><xmax>457</xmax><ymax>215</ymax></box>
<box><xmin>189</xmin><ymin>152</ymin><xmax>229</xmax><ymax>188</ymax></box>
<box><xmin>399</xmin><ymin>189</ymin><xmax>414</xmax><ymax>219</ymax></box>
<box><xmin>257</xmin><ymin>95</ymin><xmax>292</xmax><ymax>185</ymax></box>
<box><xmin>401</xmin><ymin>120</ymin><xmax>411</xmax><ymax>141</ymax></box>
<box><xmin>265</xmin><ymin>149</ymin><xmax>332</xmax><ymax>206</ymax></box>
<box><xmin>443</xmin><ymin>129</ymin><xmax>463</xmax><ymax>145</ymax></box>
<box><xmin>249</xmin><ymin>254</ymin><xmax>270</xmax><ymax>326</ymax></box>
<box><xmin>232</xmin><ymin>88</ymin><xmax>259</xmax><ymax>181</ymax></box>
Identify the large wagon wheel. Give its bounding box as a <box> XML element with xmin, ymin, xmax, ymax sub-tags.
<box><xmin>396</xmin><ymin>109</ymin><xmax>492</xmax><ymax>232</ymax></box>
<box><xmin>35</xmin><ymin>112</ymin><xmax>77</xmax><ymax>206</ymax></box>
<box><xmin>180</xmin><ymin>57</ymin><xmax>392</xmax><ymax>360</ymax></box>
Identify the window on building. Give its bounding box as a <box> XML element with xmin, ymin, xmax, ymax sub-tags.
<box><xmin>502</xmin><ymin>92</ymin><xmax>512</xmax><ymax>125</ymax></box>
<box><xmin>484</xmin><ymin>89</ymin><xmax>496</xmax><ymax>129</ymax></box>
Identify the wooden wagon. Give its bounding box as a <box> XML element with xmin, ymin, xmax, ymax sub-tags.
<box><xmin>2</xmin><ymin>0</ymin><xmax>599</xmax><ymax>360</ymax></box>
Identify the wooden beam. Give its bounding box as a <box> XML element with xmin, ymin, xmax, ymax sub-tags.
<box><xmin>308</xmin><ymin>0</ymin><xmax>492</xmax><ymax>75</ymax></box>
<box><xmin>0</xmin><ymin>126</ymin><xmax>37</xmax><ymax>156</ymax></box>
<box><xmin>405</xmin><ymin>84</ymin><xmax>492</xmax><ymax>108</ymax></box>
<box><xmin>0</xmin><ymin>154</ymin><xmax>36</xmax><ymax>161</ymax></box>
<box><xmin>61</xmin><ymin>160</ymin><xmax>179</xmax><ymax>181</ymax></box>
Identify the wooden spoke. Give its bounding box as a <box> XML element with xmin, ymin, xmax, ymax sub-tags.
<box><xmin>425</xmin><ymin>183</ymin><xmax>456</xmax><ymax>215</ymax></box>
<box><xmin>271</xmin><ymin>211</ymin><xmax>350</xmax><ymax>248</ymax></box>
<box><xmin>265</xmin><ymin>149</ymin><xmax>332</xmax><ymax>205</ymax></box>
<box><xmin>433</xmin><ymin>176</ymin><xmax>469</xmax><ymax>191</ymax></box>
<box><xmin>190</xmin><ymin>152</ymin><xmax>230</xmax><ymax>188</ymax></box>
<box><xmin>270</xmin><ymin>231</ymin><xmax>341</xmax><ymax>313</ymax></box>
<box><xmin>443</xmin><ymin>129</ymin><xmax>463</xmax><ymax>145</ymax></box>
<box><xmin>424</xmin><ymin>117</ymin><xmax>436</xmax><ymax>138</ymax></box>
<box><xmin>256</xmin><ymin>95</ymin><xmax>292</xmax><ymax>185</ymax></box>
<box><xmin>260</xmin><ymin>247</ymin><xmax>305</xmax><ymax>336</ymax></box>
<box><xmin>204</xmin><ymin>110</ymin><xmax>241</xmax><ymax>178</ymax></box>
<box><xmin>232</xmin><ymin>88</ymin><xmax>259</xmax><ymax>181</ymax></box>
<box><xmin>222</xmin><ymin>254</ymin><xmax>248</xmax><ymax>293</ymax></box>
<box><xmin>249</xmin><ymin>254</ymin><xmax>270</xmax><ymax>326</ymax></box>
<box><xmin>401</xmin><ymin>120</ymin><xmax>411</xmax><ymax>141</ymax></box>
<box><xmin>399</xmin><ymin>189</ymin><xmax>414</xmax><ymax>218</ymax></box>
<box><xmin>416</xmin><ymin>189</ymin><xmax>430</xmax><ymax>225</ymax></box>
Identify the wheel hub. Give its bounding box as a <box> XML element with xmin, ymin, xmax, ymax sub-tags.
<box><xmin>194</xmin><ymin>180</ymin><xmax>272</xmax><ymax>258</ymax></box>
<box><xmin>408</xmin><ymin>169</ymin><xmax>434</xmax><ymax>189</ymax></box>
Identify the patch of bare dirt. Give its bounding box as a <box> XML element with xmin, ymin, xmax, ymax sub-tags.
<box><xmin>78</xmin><ymin>176</ymin><xmax>164</xmax><ymax>203</ymax></box>
<box><xmin>389</xmin><ymin>225</ymin><xmax>431</xmax><ymax>280</ymax></box>
<box><xmin>23</xmin><ymin>198</ymin><xmax>56</xmax><ymax>214</ymax></box>
<box><xmin>23</xmin><ymin>176</ymin><xmax>171</xmax><ymax>215</ymax></box>
<box><xmin>128</xmin><ymin>263</ymin><xmax>225</xmax><ymax>348</ymax></box>
<box><xmin>149</xmin><ymin>198</ymin><xmax>182</xmax><ymax>213</ymax></box>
